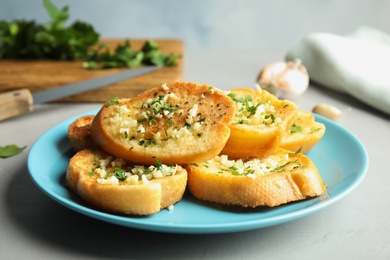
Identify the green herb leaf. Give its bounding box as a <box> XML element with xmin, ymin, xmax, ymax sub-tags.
<box><xmin>227</xmin><ymin>93</ymin><xmax>237</xmax><ymax>101</ymax></box>
<box><xmin>271</xmin><ymin>159</ymin><xmax>301</xmax><ymax>172</ymax></box>
<box><xmin>290</xmin><ymin>123</ymin><xmax>303</xmax><ymax>133</ymax></box>
<box><xmin>310</xmin><ymin>127</ymin><xmax>322</xmax><ymax>134</ymax></box>
<box><xmin>237</xmin><ymin>119</ymin><xmax>249</xmax><ymax>124</ymax></box>
<box><xmin>43</xmin><ymin>0</ymin><xmax>62</xmax><ymax>21</ymax></box>
<box><xmin>113</xmin><ymin>167</ymin><xmax>127</xmax><ymax>181</ymax></box>
<box><xmin>289</xmin><ymin>147</ymin><xmax>303</xmax><ymax>155</ymax></box>
<box><xmin>106</xmin><ymin>97</ymin><xmax>119</xmax><ymax>106</ymax></box>
<box><xmin>264</xmin><ymin>113</ymin><xmax>276</xmax><ymax>124</ymax></box>
<box><xmin>155</xmin><ymin>158</ymin><xmax>163</xmax><ymax>169</ymax></box>
<box><xmin>229</xmin><ymin>159</ymin><xmax>244</xmax><ymax>175</ymax></box>
<box><xmin>9</xmin><ymin>22</ymin><xmax>19</xmax><ymax>35</ymax></box>
<box><xmin>0</xmin><ymin>144</ymin><xmax>26</xmax><ymax>158</ymax></box>
<box><xmin>155</xmin><ymin>158</ymin><xmax>171</xmax><ymax>176</ymax></box>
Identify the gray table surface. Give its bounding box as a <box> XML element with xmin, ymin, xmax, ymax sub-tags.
<box><xmin>1</xmin><ymin>50</ymin><xmax>389</xmax><ymax>260</ymax></box>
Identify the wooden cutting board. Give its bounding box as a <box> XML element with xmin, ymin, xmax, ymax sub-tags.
<box><xmin>0</xmin><ymin>39</ymin><xmax>184</xmax><ymax>102</ymax></box>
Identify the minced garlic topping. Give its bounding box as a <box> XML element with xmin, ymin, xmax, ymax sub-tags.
<box><xmin>104</xmin><ymin>83</ymin><xmax>227</xmax><ymax>149</ymax></box>
<box><xmin>90</xmin><ymin>155</ymin><xmax>182</xmax><ymax>185</ymax></box>
<box><xmin>194</xmin><ymin>154</ymin><xmax>303</xmax><ymax>177</ymax></box>
<box><xmin>227</xmin><ymin>91</ymin><xmax>282</xmax><ymax>125</ymax></box>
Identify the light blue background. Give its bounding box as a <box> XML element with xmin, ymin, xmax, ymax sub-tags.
<box><xmin>1</xmin><ymin>0</ymin><xmax>389</xmax><ymax>52</ymax></box>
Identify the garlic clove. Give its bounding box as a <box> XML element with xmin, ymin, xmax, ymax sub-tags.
<box><xmin>312</xmin><ymin>103</ymin><xmax>343</xmax><ymax>121</ymax></box>
<box><xmin>257</xmin><ymin>59</ymin><xmax>309</xmax><ymax>100</ymax></box>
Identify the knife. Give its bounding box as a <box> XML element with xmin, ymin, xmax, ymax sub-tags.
<box><xmin>0</xmin><ymin>66</ymin><xmax>159</xmax><ymax>121</ymax></box>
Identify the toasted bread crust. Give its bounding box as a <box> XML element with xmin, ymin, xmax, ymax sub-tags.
<box><xmin>66</xmin><ymin>149</ymin><xmax>188</xmax><ymax>215</ymax></box>
<box><xmin>66</xmin><ymin>82</ymin><xmax>327</xmax><ymax>214</ymax></box>
<box><xmin>186</xmin><ymin>148</ymin><xmax>326</xmax><ymax>207</ymax></box>
<box><xmin>91</xmin><ymin>82</ymin><xmax>236</xmax><ymax>165</ymax></box>
<box><xmin>281</xmin><ymin>110</ymin><xmax>326</xmax><ymax>154</ymax></box>
<box><xmin>221</xmin><ymin>87</ymin><xmax>297</xmax><ymax>159</ymax></box>
<box><xmin>68</xmin><ymin>115</ymin><xmax>95</xmax><ymax>152</ymax></box>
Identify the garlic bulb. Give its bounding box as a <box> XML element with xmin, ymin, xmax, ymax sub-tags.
<box><xmin>257</xmin><ymin>59</ymin><xmax>309</xmax><ymax>100</ymax></box>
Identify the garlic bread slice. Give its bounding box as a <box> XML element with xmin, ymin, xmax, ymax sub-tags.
<box><xmin>91</xmin><ymin>82</ymin><xmax>236</xmax><ymax>165</ymax></box>
<box><xmin>221</xmin><ymin>87</ymin><xmax>297</xmax><ymax>159</ymax></box>
<box><xmin>66</xmin><ymin>148</ymin><xmax>187</xmax><ymax>215</ymax></box>
<box><xmin>186</xmin><ymin>148</ymin><xmax>326</xmax><ymax>208</ymax></box>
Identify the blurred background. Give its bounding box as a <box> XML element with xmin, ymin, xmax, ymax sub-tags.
<box><xmin>2</xmin><ymin>0</ymin><xmax>390</xmax><ymax>52</ymax></box>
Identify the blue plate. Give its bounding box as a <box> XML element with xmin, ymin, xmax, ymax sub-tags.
<box><xmin>28</xmin><ymin>110</ymin><xmax>368</xmax><ymax>234</ymax></box>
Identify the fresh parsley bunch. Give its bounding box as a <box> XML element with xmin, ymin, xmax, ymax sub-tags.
<box><xmin>0</xmin><ymin>0</ymin><xmax>99</xmax><ymax>60</ymax></box>
<box><xmin>0</xmin><ymin>0</ymin><xmax>179</xmax><ymax>68</ymax></box>
<box><xmin>84</xmin><ymin>39</ymin><xmax>179</xmax><ymax>70</ymax></box>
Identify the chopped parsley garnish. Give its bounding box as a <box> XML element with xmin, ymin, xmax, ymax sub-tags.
<box><xmin>228</xmin><ymin>159</ymin><xmax>254</xmax><ymax>175</ymax></box>
<box><xmin>263</xmin><ymin>113</ymin><xmax>276</xmax><ymax>124</ymax></box>
<box><xmin>155</xmin><ymin>158</ymin><xmax>171</xmax><ymax>175</ymax></box>
<box><xmin>134</xmin><ymin>93</ymin><xmax>179</xmax><ymax>131</ymax></box>
<box><xmin>198</xmin><ymin>117</ymin><xmax>206</xmax><ymax>123</ymax></box>
<box><xmin>237</xmin><ymin>119</ymin><xmax>249</xmax><ymax>124</ymax></box>
<box><xmin>227</xmin><ymin>93</ymin><xmax>237</xmax><ymax>100</ymax></box>
<box><xmin>229</xmin><ymin>93</ymin><xmax>277</xmax><ymax>125</ymax></box>
<box><xmin>294</xmin><ymin>147</ymin><xmax>302</xmax><ymax>154</ymax></box>
<box><xmin>290</xmin><ymin>123</ymin><xmax>302</xmax><ymax>133</ymax></box>
<box><xmin>310</xmin><ymin>127</ymin><xmax>322</xmax><ymax>134</ymax></box>
<box><xmin>113</xmin><ymin>167</ymin><xmax>127</xmax><ymax>181</ymax></box>
<box><xmin>91</xmin><ymin>156</ymin><xmax>178</xmax><ymax>183</ymax></box>
<box><xmin>138</xmin><ymin>138</ymin><xmax>157</xmax><ymax>147</ymax></box>
<box><xmin>137</xmin><ymin>117</ymin><xmax>147</xmax><ymax>123</ymax></box>
<box><xmin>106</xmin><ymin>97</ymin><xmax>119</xmax><ymax>106</ymax></box>
<box><xmin>246</xmin><ymin>103</ymin><xmax>261</xmax><ymax>117</ymax></box>
<box><xmin>155</xmin><ymin>158</ymin><xmax>163</xmax><ymax>169</ymax></box>
<box><xmin>271</xmin><ymin>159</ymin><xmax>301</xmax><ymax>172</ymax></box>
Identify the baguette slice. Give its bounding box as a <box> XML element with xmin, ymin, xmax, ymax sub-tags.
<box><xmin>186</xmin><ymin>148</ymin><xmax>326</xmax><ymax>208</ymax></box>
<box><xmin>281</xmin><ymin>110</ymin><xmax>326</xmax><ymax>154</ymax></box>
<box><xmin>221</xmin><ymin>87</ymin><xmax>297</xmax><ymax>159</ymax></box>
<box><xmin>68</xmin><ymin>115</ymin><xmax>95</xmax><ymax>152</ymax></box>
<box><xmin>66</xmin><ymin>148</ymin><xmax>188</xmax><ymax>215</ymax></box>
<box><xmin>91</xmin><ymin>82</ymin><xmax>236</xmax><ymax>165</ymax></box>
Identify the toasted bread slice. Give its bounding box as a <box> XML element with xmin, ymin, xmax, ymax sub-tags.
<box><xmin>66</xmin><ymin>148</ymin><xmax>188</xmax><ymax>215</ymax></box>
<box><xmin>220</xmin><ymin>87</ymin><xmax>297</xmax><ymax>159</ymax></box>
<box><xmin>281</xmin><ymin>110</ymin><xmax>326</xmax><ymax>154</ymax></box>
<box><xmin>91</xmin><ymin>82</ymin><xmax>236</xmax><ymax>165</ymax></box>
<box><xmin>186</xmin><ymin>148</ymin><xmax>326</xmax><ymax>208</ymax></box>
<box><xmin>68</xmin><ymin>115</ymin><xmax>95</xmax><ymax>152</ymax></box>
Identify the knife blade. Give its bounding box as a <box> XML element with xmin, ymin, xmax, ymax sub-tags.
<box><xmin>0</xmin><ymin>66</ymin><xmax>159</xmax><ymax>121</ymax></box>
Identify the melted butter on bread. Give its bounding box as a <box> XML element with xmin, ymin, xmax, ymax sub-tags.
<box><xmin>187</xmin><ymin>148</ymin><xmax>326</xmax><ymax>208</ymax></box>
<box><xmin>88</xmin><ymin>154</ymin><xmax>183</xmax><ymax>186</ymax></box>
<box><xmin>221</xmin><ymin>87</ymin><xmax>297</xmax><ymax>159</ymax></box>
<box><xmin>66</xmin><ymin>149</ymin><xmax>188</xmax><ymax>215</ymax></box>
<box><xmin>91</xmin><ymin>82</ymin><xmax>236</xmax><ymax>165</ymax></box>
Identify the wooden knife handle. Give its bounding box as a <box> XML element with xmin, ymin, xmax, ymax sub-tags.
<box><xmin>0</xmin><ymin>89</ymin><xmax>33</xmax><ymax>121</ymax></box>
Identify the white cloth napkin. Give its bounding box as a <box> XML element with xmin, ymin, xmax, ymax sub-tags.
<box><xmin>285</xmin><ymin>27</ymin><xmax>390</xmax><ymax>115</ymax></box>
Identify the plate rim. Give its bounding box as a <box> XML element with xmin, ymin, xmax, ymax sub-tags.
<box><xmin>27</xmin><ymin>110</ymin><xmax>369</xmax><ymax>234</ymax></box>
